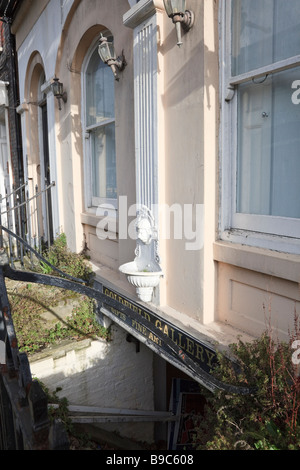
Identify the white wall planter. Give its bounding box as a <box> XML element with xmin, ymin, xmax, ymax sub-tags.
<box><xmin>119</xmin><ymin>260</ymin><xmax>163</xmax><ymax>302</ymax></box>
<box><xmin>119</xmin><ymin>205</ymin><xmax>163</xmax><ymax>302</ymax></box>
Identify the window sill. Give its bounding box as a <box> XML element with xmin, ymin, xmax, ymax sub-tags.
<box><xmin>81</xmin><ymin>211</ymin><xmax>99</xmax><ymax>228</ymax></box>
<box><xmin>213</xmin><ymin>239</ymin><xmax>300</xmax><ymax>284</ymax></box>
<box><xmin>220</xmin><ymin>228</ymin><xmax>300</xmax><ymax>255</ymax></box>
<box><xmin>81</xmin><ymin>211</ymin><xmax>119</xmax><ymax>241</ymax></box>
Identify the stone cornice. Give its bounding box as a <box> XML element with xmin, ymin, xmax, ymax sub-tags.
<box><xmin>123</xmin><ymin>0</ymin><xmax>164</xmax><ymax>29</ymax></box>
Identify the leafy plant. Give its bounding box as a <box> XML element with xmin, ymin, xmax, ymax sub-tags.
<box><xmin>194</xmin><ymin>316</ymin><xmax>300</xmax><ymax>450</ymax></box>
<box><xmin>40</xmin><ymin>233</ymin><xmax>94</xmax><ymax>285</ymax></box>
<box><xmin>8</xmin><ymin>234</ymin><xmax>109</xmax><ymax>354</ymax></box>
<box><xmin>45</xmin><ymin>296</ymin><xmax>110</xmax><ymax>344</ymax></box>
<box><xmin>40</xmin><ymin>384</ymin><xmax>99</xmax><ymax>449</ymax></box>
<box><xmin>9</xmin><ymin>284</ymin><xmax>110</xmax><ymax>354</ymax></box>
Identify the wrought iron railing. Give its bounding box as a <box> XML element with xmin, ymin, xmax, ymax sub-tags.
<box><xmin>0</xmin><ymin>181</ymin><xmax>55</xmax><ymax>268</ymax></box>
<box><xmin>0</xmin><ymin>247</ymin><xmax>69</xmax><ymax>449</ymax></box>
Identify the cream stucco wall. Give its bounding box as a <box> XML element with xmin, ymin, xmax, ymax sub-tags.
<box><xmin>214</xmin><ymin>241</ymin><xmax>300</xmax><ymax>342</ymax></box>
<box><xmin>217</xmin><ymin>262</ymin><xmax>300</xmax><ymax>343</ymax></box>
<box><xmin>156</xmin><ymin>0</ymin><xmax>219</xmax><ymax>325</ymax></box>
<box><xmin>55</xmin><ymin>0</ymin><xmax>136</xmax><ymax>258</ymax></box>
<box><xmin>158</xmin><ymin>1</ymin><xmax>205</xmax><ymax>320</ymax></box>
<box><xmin>14</xmin><ymin>0</ymin><xmax>136</xmax><ymax>260</ymax></box>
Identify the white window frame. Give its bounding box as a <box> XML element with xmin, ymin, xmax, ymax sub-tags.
<box><xmin>82</xmin><ymin>35</ymin><xmax>117</xmax><ymax>215</ymax></box>
<box><xmin>220</xmin><ymin>1</ymin><xmax>300</xmax><ymax>254</ymax></box>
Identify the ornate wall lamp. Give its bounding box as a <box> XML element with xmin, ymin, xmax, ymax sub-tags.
<box><xmin>51</xmin><ymin>77</ymin><xmax>67</xmax><ymax>110</ymax></box>
<box><xmin>163</xmin><ymin>0</ymin><xmax>194</xmax><ymax>47</ymax></box>
<box><xmin>98</xmin><ymin>34</ymin><xmax>127</xmax><ymax>81</ymax></box>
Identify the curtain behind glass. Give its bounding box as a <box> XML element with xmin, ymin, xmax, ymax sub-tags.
<box><xmin>237</xmin><ymin>66</ymin><xmax>300</xmax><ymax>219</ymax></box>
<box><xmin>92</xmin><ymin>124</ymin><xmax>116</xmax><ymax>200</ymax></box>
<box><xmin>233</xmin><ymin>1</ymin><xmax>300</xmax><ymax>219</ymax></box>
<box><xmin>232</xmin><ymin>0</ymin><xmax>300</xmax><ymax>76</ymax></box>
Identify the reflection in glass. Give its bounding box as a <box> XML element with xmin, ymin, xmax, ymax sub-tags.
<box><xmin>237</xmin><ymin>68</ymin><xmax>300</xmax><ymax>219</ymax></box>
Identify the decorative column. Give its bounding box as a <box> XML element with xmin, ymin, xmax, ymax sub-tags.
<box><xmin>120</xmin><ymin>1</ymin><xmax>164</xmax><ymax>303</ymax></box>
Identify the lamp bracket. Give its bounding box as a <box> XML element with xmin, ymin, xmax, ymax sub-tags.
<box><xmin>182</xmin><ymin>10</ymin><xmax>194</xmax><ymax>32</ymax></box>
<box><xmin>107</xmin><ymin>51</ymin><xmax>127</xmax><ymax>72</ymax></box>
<box><xmin>60</xmin><ymin>92</ymin><xmax>68</xmax><ymax>103</ymax></box>
<box><xmin>55</xmin><ymin>92</ymin><xmax>67</xmax><ymax>110</ymax></box>
<box><xmin>172</xmin><ymin>10</ymin><xmax>194</xmax><ymax>32</ymax></box>
<box><xmin>107</xmin><ymin>51</ymin><xmax>127</xmax><ymax>81</ymax></box>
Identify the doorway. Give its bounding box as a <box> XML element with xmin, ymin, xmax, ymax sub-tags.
<box><xmin>0</xmin><ymin>108</ymin><xmax>12</xmax><ymax>228</ymax></box>
<box><xmin>40</xmin><ymin>98</ymin><xmax>53</xmax><ymax>244</ymax></box>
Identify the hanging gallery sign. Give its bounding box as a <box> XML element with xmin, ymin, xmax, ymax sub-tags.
<box><xmin>101</xmin><ymin>286</ymin><xmax>253</xmax><ymax>395</ymax></box>
<box><xmin>102</xmin><ymin>287</ymin><xmax>217</xmax><ymax>374</ymax></box>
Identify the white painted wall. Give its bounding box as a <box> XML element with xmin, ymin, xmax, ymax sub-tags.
<box><xmin>17</xmin><ymin>0</ymin><xmax>71</xmax><ymax>95</ymax></box>
<box><xmin>29</xmin><ymin>325</ymin><xmax>155</xmax><ymax>443</ymax></box>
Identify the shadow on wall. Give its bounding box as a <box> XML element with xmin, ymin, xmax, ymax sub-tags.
<box><xmin>162</xmin><ymin>42</ymin><xmax>216</xmax><ymax>109</ymax></box>
<box><xmin>29</xmin><ymin>325</ymin><xmax>155</xmax><ymax>443</ymax></box>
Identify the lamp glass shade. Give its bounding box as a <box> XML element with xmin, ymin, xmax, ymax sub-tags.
<box><xmin>98</xmin><ymin>38</ymin><xmax>116</xmax><ymax>63</ymax></box>
<box><xmin>52</xmin><ymin>78</ymin><xmax>63</xmax><ymax>97</ymax></box>
<box><xmin>163</xmin><ymin>0</ymin><xmax>186</xmax><ymax>16</ymax></box>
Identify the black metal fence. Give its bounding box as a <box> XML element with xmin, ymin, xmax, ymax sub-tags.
<box><xmin>0</xmin><ymin>248</ymin><xmax>69</xmax><ymax>449</ymax></box>
<box><xmin>0</xmin><ymin>181</ymin><xmax>55</xmax><ymax>268</ymax></box>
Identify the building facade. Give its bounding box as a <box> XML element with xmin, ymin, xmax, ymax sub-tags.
<box><xmin>0</xmin><ymin>3</ymin><xmax>24</xmax><ymax>215</ymax></box>
<box><xmin>7</xmin><ymin>0</ymin><xmax>300</xmax><ymax>437</ymax></box>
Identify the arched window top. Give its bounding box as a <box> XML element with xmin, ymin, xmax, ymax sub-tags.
<box><xmin>85</xmin><ymin>37</ymin><xmax>115</xmax><ymax>128</ymax></box>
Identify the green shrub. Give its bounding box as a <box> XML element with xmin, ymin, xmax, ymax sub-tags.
<box><xmin>46</xmin><ymin>296</ymin><xmax>109</xmax><ymax>344</ymax></box>
<box><xmin>9</xmin><ymin>285</ymin><xmax>110</xmax><ymax>354</ymax></box>
<box><xmin>194</xmin><ymin>318</ymin><xmax>300</xmax><ymax>450</ymax></box>
<box><xmin>8</xmin><ymin>235</ymin><xmax>108</xmax><ymax>354</ymax></box>
<box><xmin>40</xmin><ymin>233</ymin><xmax>94</xmax><ymax>285</ymax></box>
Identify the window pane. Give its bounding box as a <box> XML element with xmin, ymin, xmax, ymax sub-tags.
<box><xmin>91</xmin><ymin>123</ymin><xmax>117</xmax><ymax>200</ymax></box>
<box><xmin>232</xmin><ymin>0</ymin><xmax>300</xmax><ymax>76</ymax></box>
<box><xmin>86</xmin><ymin>48</ymin><xmax>114</xmax><ymax>127</ymax></box>
<box><xmin>85</xmin><ymin>40</ymin><xmax>117</xmax><ymax>205</ymax></box>
<box><xmin>236</xmin><ymin>67</ymin><xmax>300</xmax><ymax>219</ymax></box>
